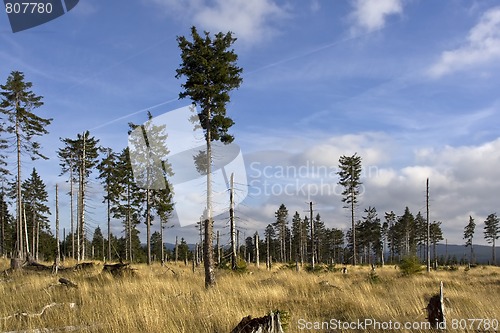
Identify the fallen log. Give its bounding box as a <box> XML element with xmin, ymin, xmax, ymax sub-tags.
<box><xmin>231</xmin><ymin>311</ymin><xmax>285</xmax><ymax>333</ymax></box>
<box><xmin>102</xmin><ymin>263</ymin><xmax>134</xmax><ymax>276</ymax></box>
<box><xmin>59</xmin><ymin>277</ymin><xmax>78</xmax><ymax>288</ymax></box>
<box><xmin>24</xmin><ymin>261</ymin><xmax>52</xmax><ymax>272</ymax></box>
<box><xmin>74</xmin><ymin>262</ymin><xmax>95</xmax><ymax>270</ymax></box>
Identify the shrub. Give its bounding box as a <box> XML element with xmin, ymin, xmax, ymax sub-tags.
<box><xmin>399</xmin><ymin>256</ymin><xmax>424</xmax><ymax>276</ymax></box>
<box><xmin>368</xmin><ymin>270</ymin><xmax>380</xmax><ymax>284</ymax></box>
<box><xmin>304</xmin><ymin>264</ymin><xmax>327</xmax><ymax>273</ymax></box>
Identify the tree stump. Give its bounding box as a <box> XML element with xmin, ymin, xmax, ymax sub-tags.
<box><xmin>231</xmin><ymin>312</ymin><xmax>285</xmax><ymax>333</ymax></box>
<box><xmin>10</xmin><ymin>258</ymin><xmax>23</xmax><ymax>270</ymax></box>
<box><xmin>427</xmin><ymin>281</ymin><xmax>445</xmax><ymax>328</ymax></box>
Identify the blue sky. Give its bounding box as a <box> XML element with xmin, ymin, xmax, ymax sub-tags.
<box><xmin>2</xmin><ymin>0</ymin><xmax>500</xmax><ymax>247</ymax></box>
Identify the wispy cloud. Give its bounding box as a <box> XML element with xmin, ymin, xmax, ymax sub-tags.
<box><xmin>349</xmin><ymin>0</ymin><xmax>403</xmax><ymax>34</ymax></box>
<box><xmin>428</xmin><ymin>6</ymin><xmax>500</xmax><ymax>78</ymax></box>
<box><xmin>72</xmin><ymin>1</ymin><xmax>98</xmax><ymax>16</ymax></box>
<box><xmin>148</xmin><ymin>0</ymin><xmax>288</xmax><ymax>45</ymax></box>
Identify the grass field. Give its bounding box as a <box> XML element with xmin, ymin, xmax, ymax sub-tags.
<box><xmin>0</xmin><ymin>259</ymin><xmax>499</xmax><ymax>332</ymax></box>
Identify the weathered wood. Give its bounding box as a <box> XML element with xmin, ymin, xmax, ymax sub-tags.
<box><xmin>74</xmin><ymin>262</ymin><xmax>95</xmax><ymax>270</ymax></box>
<box><xmin>103</xmin><ymin>262</ymin><xmax>134</xmax><ymax>276</ymax></box>
<box><xmin>231</xmin><ymin>312</ymin><xmax>285</xmax><ymax>333</ymax></box>
<box><xmin>10</xmin><ymin>258</ymin><xmax>23</xmax><ymax>270</ymax></box>
<box><xmin>24</xmin><ymin>261</ymin><xmax>52</xmax><ymax>271</ymax></box>
<box><xmin>427</xmin><ymin>281</ymin><xmax>445</xmax><ymax>328</ymax></box>
<box><xmin>0</xmin><ymin>302</ymin><xmax>75</xmax><ymax>321</ymax></box>
<box><xmin>59</xmin><ymin>278</ymin><xmax>78</xmax><ymax>288</ymax></box>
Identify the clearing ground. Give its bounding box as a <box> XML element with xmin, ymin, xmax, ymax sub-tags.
<box><xmin>0</xmin><ymin>259</ymin><xmax>499</xmax><ymax>332</ymax></box>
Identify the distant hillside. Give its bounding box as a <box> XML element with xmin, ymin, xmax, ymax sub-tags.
<box><xmin>163</xmin><ymin>243</ymin><xmax>499</xmax><ymax>264</ymax></box>
<box><xmin>427</xmin><ymin>243</ymin><xmax>499</xmax><ymax>264</ymax></box>
<box><xmin>164</xmin><ymin>242</ymin><xmax>196</xmax><ymax>251</ymax></box>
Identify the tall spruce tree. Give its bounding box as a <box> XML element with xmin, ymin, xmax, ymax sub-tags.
<box><xmin>398</xmin><ymin>207</ymin><xmax>416</xmax><ymax>257</ymax></box>
<box><xmin>0</xmin><ymin>189</ymin><xmax>13</xmax><ymax>256</ymax></box>
<box><xmin>385</xmin><ymin>211</ymin><xmax>396</xmax><ymax>263</ymax></box>
<box><xmin>91</xmin><ymin>226</ymin><xmax>104</xmax><ymax>260</ymax></box>
<box><xmin>329</xmin><ymin>228</ymin><xmax>344</xmax><ymax>264</ymax></box>
<box><xmin>97</xmin><ymin>148</ymin><xmax>119</xmax><ymax>261</ymax></box>
<box><xmin>58</xmin><ymin>131</ymin><xmax>100</xmax><ymax>261</ymax></box>
<box><xmin>152</xmin><ymin>186</ymin><xmax>173</xmax><ymax>264</ymax></box>
<box><xmin>337</xmin><ymin>153</ymin><xmax>362</xmax><ymax>265</ymax></box>
<box><xmin>484</xmin><ymin>213</ymin><xmax>500</xmax><ymax>265</ymax></box>
<box><xmin>21</xmin><ymin>168</ymin><xmax>50</xmax><ymax>260</ymax></box>
<box><xmin>0</xmin><ymin>71</ymin><xmax>52</xmax><ymax>259</ymax></box>
<box><xmin>414</xmin><ymin>212</ymin><xmax>427</xmax><ymax>258</ymax></box>
<box><xmin>128</xmin><ymin>111</ymin><xmax>173</xmax><ymax>265</ymax></box>
<box><xmin>464</xmin><ymin>215</ymin><xmax>475</xmax><ymax>264</ymax></box>
<box><xmin>291</xmin><ymin>211</ymin><xmax>304</xmax><ymax>264</ymax></box>
<box><xmin>313</xmin><ymin>214</ymin><xmax>327</xmax><ymax>263</ymax></box>
<box><xmin>112</xmin><ymin>148</ymin><xmax>143</xmax><ymax>262</ymax></box>
<box><xmin>176</xmin><ymin>26</ymin><xmax>243</xmax><ymax>287</ymax></box>
<box><xmin>357</xmin><ymin>207</ymin><xmax>377</xmax><ymax>264</ymax></box>
<box><xmin>150</xmin><ymin>231</ymin><xmax>164</xmax><ymax>261</ymax></box>
<box><xmin>264</xmin><ymin>224</ymin><xmax>276</xmax><ymax>266</ymax></box>
<box><xmin>429</xmin><ymin>221</ymin><xmax>443</xmax><ymax>265</ymax></box>
<box><xmin>273</xmin><ymin>204</ymin><xmax>288</xmax><ymax>262</ymax></box>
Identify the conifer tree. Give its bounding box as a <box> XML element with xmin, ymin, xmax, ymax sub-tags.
<box><xmin>429</xmin><ymin>221</ymin><xmax>443</xmax><ymax>264</ymax></box>
<box><xmin>464</xmin><ymin>215</ymin><xmax>475</xmax><ymax>264</ymax></box>
<box><xmin>58</xmin><ymin>131</ymin><xmax>100</xmax><ymax>261</ymax></box>
<box><xmin>484</xmin><ymin>213</ymin><xmax>500</xmax><ymax>265</ymax></box>
<box><xmin>128</xmin><ymin>111</ymin><xmax>173</xmax><ymax>265</ymax></box>
<box><xmin>385</xmin><ymin>211</ymin><xmax>396</xmax><ymax>263</ymax></box>
<box><xmin>97</xmin><ymin>148</ymin><xmax>119</xmax><ymax>261</ymax></box>
<box><xmin>21</xmin><ymin>168</ymin><xmax>50</xmax><ymax>260</ymax></box>
<box><xmin>0</xmin><ymin>189</ymin><xmax>13</xmax><ymax>256</ymax></box>
<box><xmin>337</xmin><ymin>153</ymin><xmax>362</xmax><ymax>265</ymax></box>
<box><xmin>0</xmin><ymin>71</ymin><xmax>52</xmax><ymax>259</ymax></box>
<box><xmin>176</xmin><ymin>26</ymin><xmax>243</xmax><ymax>287</ymax></box>
<box><xmin>273</xmin><ymin>204</ymin><xmax>288</xmax><ymax>262</ymax></box>
<box><xmin>112</xmin><ymin>148</ymin><xmax>143</xmax><ymax>262</ymax></box>
<box><xmin>91</xmin><ymin>226</ymin><xmax>104</xmax><ymax>260</ymax></box>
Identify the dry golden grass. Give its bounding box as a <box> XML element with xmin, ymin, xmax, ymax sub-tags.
<box><xmin>0</xmin><ymin>259</ymin><xmax>499</xmax><ymax>332</ymax></box>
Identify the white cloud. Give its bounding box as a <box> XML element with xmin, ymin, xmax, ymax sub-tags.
<box><xmin>428</xmin><ymin>6</ymin><xmax>500</xmax><ymax>78</ymax></box>
<box><xmin>238</xmin><ymin>129</ymin><xmax>500</xmax><ymax>245</ymax></box>
<box><xmin>149</xmin><ymin>0</ymin><xmax>287</xmax><ymax>45</ymax></box>
<box><xmin>350</xmin><ymin>0</ymin><xmax>403</xmax><ymax>34</ymax></box>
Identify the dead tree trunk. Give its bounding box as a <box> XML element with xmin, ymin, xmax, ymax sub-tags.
<box><xmin>427</xmin><ymin>281</ymin><xmax>445</xmax><ymax>328</ymax></box>
<box><xmin>54</xmin><ymin>184</ymin><xmax>60</xmax><ymax>274</ymax></box>
<box><xmin>266</xmin><ymin>234</ymin><xmax>270</xmax><ymax>270</ymax></box>
<box><xmin>254</xmin><ymin>232</ymin><xmax>259</xmax><ymax>267</ymax></box>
